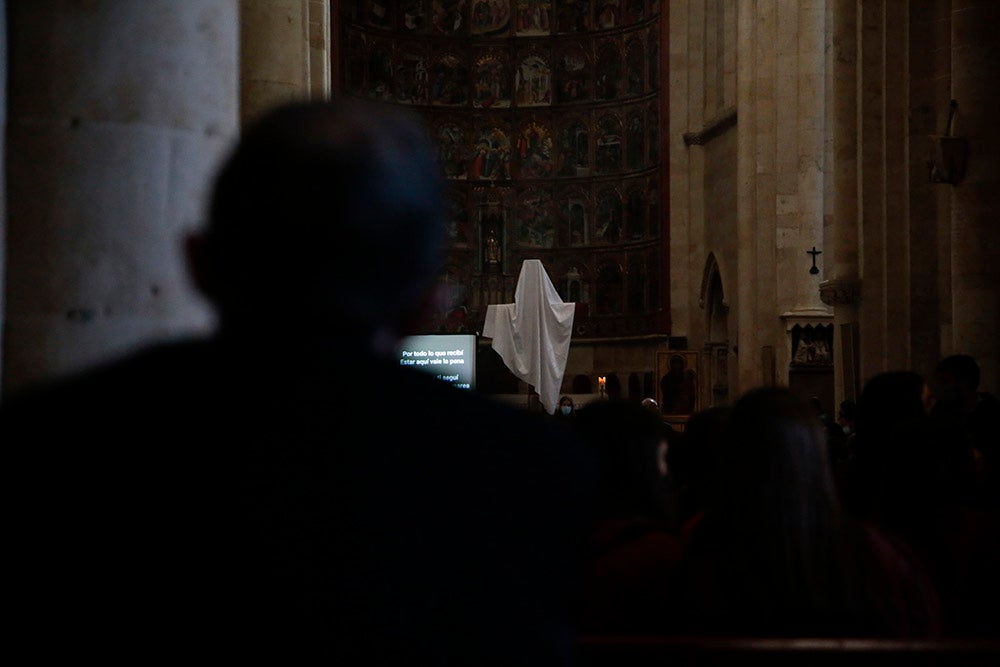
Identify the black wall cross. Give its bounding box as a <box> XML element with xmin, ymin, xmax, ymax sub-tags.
<box><xmin>807</xmin><ymin>247</ymin><xmax>822</xmax><ymax>275</ymax></box>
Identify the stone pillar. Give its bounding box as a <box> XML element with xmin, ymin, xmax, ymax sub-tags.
<box><xmin>950</xmin><ymin>0</ymin><xmax>1000</xmax><ymax>392</ymax></box>
<box><xmin>794</xmin><ymin>0</ymin><xmax>828</xmax><ymax>316</ymax></box>
<box><xmin>775</xmin><ymin>0</ymin><xmax>832</xmax><ymax>378</ymax></box>
<box><xmin>821</xmin><ymin>0</ymin><xmax>861</xmax><ymax>403</ymax></box>
<box><xmin>907</xmin><ymin>0</ymin><xmax>950</xmax><ymax>378</ymax></box>
<box><xmin>857</xmin><ymin>0</ymin><xmax>887</xmax><ymax>377</ymax></box>
<box><xmin>669</xmin><ymin>0</ymin><xmax>696</xmax><ymax>340</ymax></box>
<box><xmin>240</xmin><ymin>0</ymin><xmax>330</xmax><ymax>129</ymax></box>
<box><xmin>3</xmin><ymin>1</ymin><xmax>239</xmax><ymax>394</ymax></box>
<box><xmin>882</xmin><ymin>0</ymin><xmax>909</xmax><ymax>372</ymax></box>
<box><xmin>752</xmin><ymin>0</ymin><xmax>780</xmax><ymax>380</ymax></box>
<box><xmin>0</xmin><ymin>0</ymin><xmax>8</xmax><ymax>388</ymax></box>
<box><xmin>735</xmin><ymin>0</ymin><xmax>760</xmax><ymax>391</ymax></box>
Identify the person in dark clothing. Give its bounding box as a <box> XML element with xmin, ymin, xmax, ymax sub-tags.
<box><xmin>933</xmin><ymin>354</ymin><xmax>1000</xmax><ymax>511</ymax></box>
<box><xmin>845</xmin><ymin>369</ymin><xmax>998</xmax><ymax>637</ymax></box>
<box><xmin>571</xmin><ymin>399</ymin><xmax>681</xmax><ymax>635</ymax></box>
<box><xmin>1</xmin><ymin>98</ymin><xmax>595</xmax><ymax>665</ymax></box>
<box><xmin>670</xmin><ymin>386</ymin><xmax>944</xmax><ymax>638</ymax></box>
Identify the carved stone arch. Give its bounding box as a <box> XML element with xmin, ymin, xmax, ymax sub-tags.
<box><xmin>699</xmin><ymin>252</ymin><xmax>726</xmax><ymax>310</ymax></box>
<box><xmin>700</xmin><ymin>252</ymin><xmax>730</xmax><ymax>406</ymax></box>
<box><xmin>699</xmin><ymin>253</ymin><xmax>729</xmax><ymax>338</ymax></box>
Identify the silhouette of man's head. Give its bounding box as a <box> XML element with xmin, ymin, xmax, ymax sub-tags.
<box><xmin>190</xmin><ymin>97</ymin><xmax>448</xmax><ymax>353</ymax></box>
<box><xmin>935</xmin><ymin>354</ymin><xmax>980</xmax><ymax>394</ymax></box>
<box><xmin>669</xmin><ymin>355</ymin><xmax>685</xmax><ymax>373</ymax></box>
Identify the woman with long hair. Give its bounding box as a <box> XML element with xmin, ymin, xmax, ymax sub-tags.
<box><xmin>671</xmin><ymin>386</ymin><xmax>942</xmax><ymax>637</ymax></box>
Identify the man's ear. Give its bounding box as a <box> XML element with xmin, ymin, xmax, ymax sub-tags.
<box><xmin>184</xmin><ymin>232</ymin><xmax>217</xmax><ymax>302</ymax></box>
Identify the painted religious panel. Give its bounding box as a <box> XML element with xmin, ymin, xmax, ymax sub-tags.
<box><xmin>470</xmin><ymin>0</ymin><xmax>511</xmax><ymax>36</ymax></box>
<box><xmin>345</xmin><ymin>30</ymin><xmax>366</xmax><ymax>94</ymax></box>
<box><xmin>474</xmin><ymin>187</ymin><xmax>511</xmax><ymax>273</ymax></box>
<box><xmin>437</xmin><ymin>122</ymin><xmax>468</xmax><ymax>179</ymax></box>
<box><xmin>563</xmin><ymin>264</ymin><xmax>589</xmax><ymax>306</ymax></box>
<box><xmin>431</xmin><ymin>52</ymin><xmax>469</xmax><ymax>106</ymax></box>
<box><xmin>556</xmin><ymin>0</ymin><xmax>590</xmax><ymax>33</ymax></box>
<box><xmin>595</xmin><ymin>41</ymin><xmax>621</xmax><ymax>100</ymax></box>
<box><xmin>595</xmin><ymin>187</ymin><xmax>623</xmax><ymax>243</ymax></box>
<box><xmin>555</xmin><ymin>43</ymin><xmax>590</xmax><ymax>103</ymax></box>
<box><xmin>595</xmin><ymin>113</ymin><xmax>623</xmax><ymax>174</ymax></box>
<box><xmin>625</xmin><ymin>108</ymin><xmax>644</xmax><ymax>170</ymax></box>
<box><xmin>432</xmin><ymin>0</ymin><xmax>466</xmax><ymax>34</ymax></box>
<box><xmin>595</xmin><ymin>261</ymin><xmax>624</xmax><ymax>314</ymax></box>
<box><xmin>396</xmin><ymin>47</ymin><xmax>429</xmax><ymax>104</ymax></box>
<box><xmin>401</xmin><ymin>0</ymin><xmax>429</xmax><ymax>32</ymax></box>
<box><xmin>342</xmin><ymin>0</ymin><xmax>362</xmax><ymax>21</ymax></box>
<box><xmin>516</xmin><ymin>120</ymin><xmax>555</xmax><ymax>178</ymax></box>
<box><xmin>626</xmin><ymin>38</ymin><xmax>645</xmax><ymax>97</ymax></box>
<box><xmin>515</xmin><ymin>52</ymin><xmax>553</xmax><ymax>106</ymax></box>
<box><xmin>657</xmin><ymin>351</ymin><xmax>700</xmax><ymax>417</ymax></box>
<box><xmin>624</xmin><ymin>0</ymin><xmax>645</xmax><ymax>24</ymax></box>
<box><xmin>595</xmin><ymin>0</ymin><xmax>620</xmax><ymax>29</ymax></box>
<box><xmin>648</xmin><ymin>29</ymin><xmax>660</xmax><ymax>89</ymax></box>
<box><xmin>367</xmin><ymin>40</ymin><xmax>394</xmax><ymax>101</ymax></box>
<box><xmin>514</xmin><ymin>0</ymin><xmax>553</xmax><ymax>36</ymax></box>
<box><xmin>515</xmin><ymin>188</ymin><xmax>556</xmax><ymax>248</ymax></box>
<box><xmin>647</xmin><ymin>248</ymin><xmax>660</xmax><ymax>307</ymax></box>
<box><xmin>557</xmin><ymin>118</ymin><xmax>589</xmax><ymax>177</ymax></box>
<box><xmin>472</xmin><ymin>50</ymin><xmax>512</xmax><ymax>109</ymax></box>
<box><xmin>627</xmin><ymin>256</ymin><xmax>647</xmax><ymax>313</ymax></box>
<box><xmin>469</xmin><ymin>125</ymin><xmax>512</xmax><ymax>180</ymax></box>
<box><xmin>625</xmin><ymin>181</ymin><xmax>645</xmax><ymax>240</ymax></box>
<box><xmin>647</xmin><ymin>178</ymin><xmax>660</xmax><ymax>237</ymax></box>
<box><xmin>368</xmin><ymin>0</ymin><xmax>393</xmax><ymax>28</ymax></box>
<box><xmin>447</xmin><ymin>188</ymin><xmax>473</xmax><ymax>248</ymax></box>
<box><xmin>648</xmin><ymin>100</ymin><xmax>659</xmax><ymax>163</ymax></box>
<box><xmin>436</xmin><ymin>264</ymin><xmax>473</xmax><ymax>333</ymax></box>
<box><xmin>560</xmin><ymin>186</ymin><xmax>590</xmax><ymax>246</ymax></box>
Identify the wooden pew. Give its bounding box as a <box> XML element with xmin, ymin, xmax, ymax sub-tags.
<box><xmin>579</xmin><ymin>636</ymin><xmax>1000</xmax><ymax>666</ymax></box>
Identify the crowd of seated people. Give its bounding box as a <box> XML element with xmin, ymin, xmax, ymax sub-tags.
<box><xmin>575</xmin><ymin>357</ymin><xmax>1000</xmax><ymax>642</ymax></box>
<box><xmin>3</xmin><ymin>93</ymin><xmax>996</xmax><ymax>662</ymax></box>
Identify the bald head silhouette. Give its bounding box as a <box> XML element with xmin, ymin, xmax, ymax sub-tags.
<box><xmin>189</xmin><ymin>97</ymin><xmax>448</xmax><ymax>354</ymax></box>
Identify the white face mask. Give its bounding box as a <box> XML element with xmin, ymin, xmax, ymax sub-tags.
<box><xmin>560</xmin><ymin>405</ymin><xmax>573</xmax><ymax>416</ymax></box>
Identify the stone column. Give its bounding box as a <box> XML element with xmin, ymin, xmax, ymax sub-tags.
<box><xmin>735</xmin><ymin>0</ymin><xmax>760</xmax><ymax>391</ymax></box>
<box><xmin>821</xmin><ymin>0</ymin><xmax>861</xmax><ymax>403</ymax></box>
<box><xmin>669</xmin><ymin>0</ymin><xmax>697</xmax><ymax>341</ymax></box>
<box><xmin>907</xmin><ymin>0</ymin><xmax>950</xmax><ymax>378</ymax></box>
<box><xmin>240</xmin><ymin>0</ymin><xmax>330</xmax><ymax>129</ymax></box>
<box><xmin>752</xmin><ymin>0</ymin><xmax>779</xmax><ymax>380</ymax></box>
<box><xmin>950</xmin><ymin>0</ymin><xmax>1000</xmax><ymax>392</ymax></box>
<box><xmin>857</xmin><ymin>0</ymin><xmax>887</xmax><ymax>377</ymax></box>
<box><xmin>794</xmin><ymin>0</ymin><xmax>828</xmax><ymax>316</ymax></box>
<box><xmin>883</xmin><ymin>0</ymin><xmax>909</xmax><ymax>372</ymax></box>
<box><xmin>0</xmin><ymin>0</ymin><xmax>8</xmax><ymax>388</ymax></box>
<box><xmin>3</xmin><ymin>1</ymin><xmax>239</xmax><ymax>394</ymax></box>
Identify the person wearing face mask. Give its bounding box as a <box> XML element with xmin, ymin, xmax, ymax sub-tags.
<box><xmin>556</xmin><ymin>395</ymin><xmax>577</xmax><ymax>420</ymax></box>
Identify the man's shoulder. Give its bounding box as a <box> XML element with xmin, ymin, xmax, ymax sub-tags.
<box><xmin>0</xmin><ymin>338</ymin><xmax>216</xmax><ymax>419</ymax></box>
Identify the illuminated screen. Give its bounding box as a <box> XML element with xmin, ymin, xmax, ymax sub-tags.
<box><xmin>396</xmin><ymin>334</ymin><xmax>477</xmax><ymax>391</ymax></box>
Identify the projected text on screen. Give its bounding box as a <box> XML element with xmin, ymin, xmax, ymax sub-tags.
<box><xmin>397</xmin><ymin>334</ymin><xmax>477</xmax><ymax>390</ymax></box>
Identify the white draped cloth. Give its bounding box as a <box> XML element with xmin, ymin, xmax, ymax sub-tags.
<box><xmin>484</xmin><ymin>259</ymin><xmax>575</xmax><ymax>415</ymax></box>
